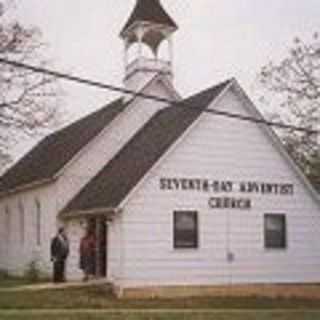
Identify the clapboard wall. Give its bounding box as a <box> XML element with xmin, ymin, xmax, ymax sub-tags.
<box><xmin>0</xmin><ymin>77</ymin><xmax>177</xmax><ymax>279</ymax></box>
<box><xmin>118</xmin><ymin>85</ymin><xmax>320</xmax><ymax>289</ymax></box>
<box><xmin>0</xmin><ymin>184</ymin><xmax>56</xmax><ymax>276</ymax></box>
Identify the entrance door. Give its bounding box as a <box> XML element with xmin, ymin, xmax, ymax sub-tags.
<box><xmin>87</xmin><ymin>217</ymin><xmax>107</xmax><ymax>278</ymax></box>
<box><xmin>95</xmin><ymin>217</ymin><xmax>107</xmax><ymax>278</ymax></box>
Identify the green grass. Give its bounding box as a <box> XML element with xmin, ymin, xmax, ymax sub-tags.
<box><xmin>1</xmin><ymin>285</ymin><xmax>320</xmax><ymax>320</ymax></box>
<box><xmin>0</xmin><ymin>270</ymin><xmax>49</xmax><ymax>289</ymax></box>
<box><xmin>0</xmin><ymin>286</ymin><xmax>320</xmax><ymax>310</ymax></box>
<box><xmin>1</xmin><ymin>311</ymin><xmax>320</xmax><ymax>320</ymax></box>
<box><xmin>0</xmin><ymin>272</ymin><xmax>34</xmax><ymax>289</ymax></box>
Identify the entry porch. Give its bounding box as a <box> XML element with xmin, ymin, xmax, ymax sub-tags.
<box><xmin>64</xmin><ymin>210</ymin><xmax>117</xmax><ymax>282</ymax></box>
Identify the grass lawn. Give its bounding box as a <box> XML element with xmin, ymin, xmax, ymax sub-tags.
<box><xmin>0</xmin><ymin>285</ymin><xmax>320</xmax><ymax>310</ymax></box>
<box><xmin>1</xmin><ymin>311</ymin><xmax>320</xmax><ymax>320</ymax></box>
<box><xmin>0</xmin><ymin>285</ymin><xmax>320</xmax><ymax>320</ymax></box>
<box><xmin>0</xmin><ymin>272</ymin><xmax>48</xmax><ymax>289</ymax></box>
<box><xmin>0</xmin><ymin>275</ymin><xmax>34</xmax><ymax>289</ymax></box>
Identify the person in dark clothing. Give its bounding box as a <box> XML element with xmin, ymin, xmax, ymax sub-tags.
<box><xmin>50</xmin><ymin>227</ymin><xmax>69</xmax><ymax>283</ymax></box>
<box><xmin>79</xmin><ymin>229</ymin><xmax>96</xmax><ymax>281</ymax></box>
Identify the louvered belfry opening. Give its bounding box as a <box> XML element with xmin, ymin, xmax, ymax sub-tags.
<box><xmin>120</xmin><ymin>0</ymin><xmax>178</xmax><ymax>83</ymax></box>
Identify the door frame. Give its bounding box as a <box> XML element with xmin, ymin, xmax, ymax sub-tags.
<box><xmin>95</xmin><ymin>217</ymin><xmax>107</xmax><ymax>278</ymax></box>
<box><xmin>87</xmin><ymin>217</ymin><xmax>107</xmax><ymax>278</ymax></box>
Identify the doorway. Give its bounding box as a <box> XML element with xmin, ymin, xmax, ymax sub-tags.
<box><xmin>87</xmin><ymin>217</ymin><xmax>107</xmax><ymax>278</ymax></box>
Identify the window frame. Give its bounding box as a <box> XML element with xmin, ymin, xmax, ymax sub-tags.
<box><xmin>173</xmin><ymin>210</ymin><xmax>199</xmax><ymax>250</ymax></box>
<box><xmin>35</xmin><ymin>199</ymin><xmax>41</xmax><ymax>246</ymax></box>
<box><xmin>264</xmin><ymin>213</ymin><xmax>287</xmax><ymax>250</ymax></box>
<box><xmin>19</xmin><ymin>201</ymin><xmax>25</xmax><ymax>246</ymax></box>
<box><xmin>5</xmin><ymin>205</ymin><xmax>10</xmax><ymax>245</ymax></box>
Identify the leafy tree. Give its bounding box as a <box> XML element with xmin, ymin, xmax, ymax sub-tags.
<box><xmin>258</xmin><ymin>33</ymin><xmax>320</xmax><ymax>191</ymax></box>
<box><xmin>0</xmin><ymin>0</ymin><xmax>61</xmax><ymax>169</ymax></box>
<box><xmin>306</xmin><ymin>152</ymin><xmax>320</xmax><ymax>192</ymax></box>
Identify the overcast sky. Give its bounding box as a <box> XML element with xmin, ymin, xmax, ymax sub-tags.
<box><xmin>15</xmin><ymin>1</ymin><xmax>319</xmax><ymax>115</ymax></box>
<box><xmin>11</xmin><ymin>0</ymin><xmax>320</xmax><ymax>143</ymax></box>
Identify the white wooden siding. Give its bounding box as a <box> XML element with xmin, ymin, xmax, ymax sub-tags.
<box><xmin>0</xmin><ymin>77</ymin><xmax>177</xmax><ymax>279</ymax></box>
<box><xmin>65</xmin><ymin>220</ymin><xmax>85</xmax><ymax>280</ymax></box>
<box><xmin>0</xmin><ymin>184</ymin><xmax>57</xmax><ymax>276</ymax></box>
<box><xmin>107</xmin><ymin>214</ymin><xmax>122</xmax><ymax>282</ymax></box>
<box><xmin>121</xmin><ymin>87</ymin><xmax>320</xmax><ymax>288</ymax></box>
<box><xmin>56</xmin><ymin>79</ymin><xmax>176</xmax><ymax>278</ymax></box>
<box><xmin>56</xmin><ymin>79</ymin><xmax>174</xmax><ymax>214</ymax></box>
<box><xmin>1</xmin><ymin>80</ymin><xmax>319</xmax><ymax>288</ymax></box>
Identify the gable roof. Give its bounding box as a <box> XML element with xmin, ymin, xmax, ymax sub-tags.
<box><xmin>61</xmin><ymin>80</ymin><xmax>231</xmax><ymax>217</ymax></box>
<box><xmin>121</xmin><ymin>0</ymin><xmax>178</xmax><ymax>36</ymax></box>
<box><xmin>0</xmin><ymin>98</ymin><xmax>127</xmax><ymax>196</ymax></box>
<box><xmin>230</xmin><ymin>80</ymin><xmax>320</xmax><ymax>204</ymax></box>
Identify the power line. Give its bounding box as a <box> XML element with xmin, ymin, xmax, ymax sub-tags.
<box><xmin>0</xmin><ymin>57</ymin><xmax>318</xmax><ymax>135</ymax></box>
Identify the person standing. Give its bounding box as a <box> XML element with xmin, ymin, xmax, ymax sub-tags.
<box><xmin>50</xmin><ymin>227</ymin><xmax>69</xmax><ymax>283</ymax></box>
<box><xmin>79</xmin><ymin>228</ymin><xmax>96</xmax><ymax>281</ymax></box>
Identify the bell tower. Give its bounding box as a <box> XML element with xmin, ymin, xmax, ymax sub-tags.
<box><xmin>120</xmin><ymin>0</ymin><xmax>178</xmax><ymax>93</ymax></box>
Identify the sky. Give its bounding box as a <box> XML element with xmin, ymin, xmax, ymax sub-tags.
<box><xmin>9</xmin><ymin>0</ymin><xmax>320</xmax><ymax>152</ymax></box>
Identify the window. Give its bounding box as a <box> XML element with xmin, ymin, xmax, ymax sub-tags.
<box><xmin>35</xmin><ymin>199</ymin><xmax>41</xmax><ymax>246</ymax></box>
<box><xmin>264</xmin><ymin>214</ymin><xmax>286</xmax><ymax>249</ymax></box>
<box><xmin>174</xmin><ymin>211</ymin><xmax>198</xmax><ymax>249</ymax></box>
<box><xmin>5</xmin><ymin>206</ymin><xmax>10</xmax><ymax>245</ymax></box>
<box><xmin>19</xmin><ymin>202</ymin><xmax>25</xmax><ymax>245</ymax></box>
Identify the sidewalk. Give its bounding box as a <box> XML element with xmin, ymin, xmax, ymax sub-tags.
<box><xmin>0</xmin><ymin>278</ymin><xmax>109</xmax><ymax>292</ymax></box>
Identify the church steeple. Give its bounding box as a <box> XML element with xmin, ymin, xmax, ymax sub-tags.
<box><xmin>120</xmin><ymin>0</ymin><xmax>178</xmax><ymax>42</ymax></box>
<box><xmin>120</xmin><ymin>0</ymin><xmax>178</xmax><ymax>92</ymax></box>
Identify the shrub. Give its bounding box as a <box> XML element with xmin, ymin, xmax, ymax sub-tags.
<box><xmin>0</xmin><ymin>269</ymin><xmax>9</xmax><ymax>280</ymax></box>
<box><xmin>24</xmin><ymin>259</ymin><xmax>41</xmax><ymax>282</ymax></box>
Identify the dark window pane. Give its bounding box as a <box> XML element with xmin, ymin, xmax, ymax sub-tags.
<box><xmin>264</xmin><ymin>214</ymin><xmax>286</xmax><ymax>249</ymax></box>
<box><xmin>174</xmin><ymin>211</ymin><xmax>198</xmax><ymax>249</ymax></box>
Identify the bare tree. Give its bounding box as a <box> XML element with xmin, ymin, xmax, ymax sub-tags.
<box><xmin>257</xmin><ymin>33</ymin><xmax>320</xmax><ymax>191</ymax></box>
<box><xmin>0</xmin><ymin>0</ymin><xmax>61</xmax><ymax>168</ymax></box>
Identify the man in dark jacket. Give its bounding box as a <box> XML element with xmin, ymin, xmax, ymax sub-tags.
<box><xmin>50</xmin><ymin>227</ymin><xmax>69</xmax><ymax>283</ymax></box>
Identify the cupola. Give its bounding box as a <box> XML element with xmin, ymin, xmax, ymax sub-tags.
<box><xmin>120</xmin><ymin>0</ymin><xmax>178</xmax><ymax>92</ymax></box>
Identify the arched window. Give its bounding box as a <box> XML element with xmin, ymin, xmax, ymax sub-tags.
<box><xmin>157</xmin><ymin>39</ymin><xmax>170</xmax><ymax>61</ymax></box>
<box><xmin>35</xmin><ymin>199</ymin><xmax>41</xmax><ymax>246</ymax></box>
<box><xmin>127</xmin><ymin>42</ymin><xmax>154</xmax><ymax>64</ymax></box>
<box><xmin>19</xmin><ymin>201</ymin><xmax>25</xmax><ymax>245</ymax></box>
<box><xmin>5</xmin><ymin>205</ymin><xmax>10</xmax><ymax>245</ymax></box>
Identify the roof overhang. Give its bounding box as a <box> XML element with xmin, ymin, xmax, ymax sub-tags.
<box><xmin>59</xmin><ymin>207</ymin><xmax>121</xmax><ymax>221</ymax></box>
<box><xmin>0</xmin><ymin>177</ymin><xmax>55</xmax><ymax>200</ymax></box>
<box><xmin>229</xmin><ymin>79</ymin><xmax>320</xmax><ymax>206</ymax></box>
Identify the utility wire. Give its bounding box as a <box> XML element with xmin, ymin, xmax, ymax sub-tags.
<box><xmin>0</xmin><ymin>57</ymin><xmax>318</xmax><ymax>135</ymax></box>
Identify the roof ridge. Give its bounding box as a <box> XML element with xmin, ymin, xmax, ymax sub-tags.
<box><xmin>61</xmin><ymin>80</ymin><xmax>231</xmax><ymax>216</ymax></box>
<box><xmin>182</xmin><ymin>79</ymin><xmax>233</xmax><ymax>106</ymax></box>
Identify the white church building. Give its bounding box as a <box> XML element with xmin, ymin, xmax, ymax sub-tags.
<box><xmin>0</xmin><ymin>0</ymin><xmax>320</xmax><ymax>298</ymax></box>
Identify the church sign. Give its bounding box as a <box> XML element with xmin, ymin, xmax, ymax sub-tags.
<box><xmin>159</xmin><ymin>178</ymin><xmax>294</xmax><ymax>210</ymax></box>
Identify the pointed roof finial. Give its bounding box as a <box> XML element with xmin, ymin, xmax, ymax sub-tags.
<box><xmin>120</xmin><ymin>0</ymin><xmax>178</xmax><ymax>36</ymax></box>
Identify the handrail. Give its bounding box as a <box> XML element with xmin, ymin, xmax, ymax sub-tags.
<box><xmin>126</xmin><ymin>58</ymin><xmax>171</xmax><ymax>74</ymax></box>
